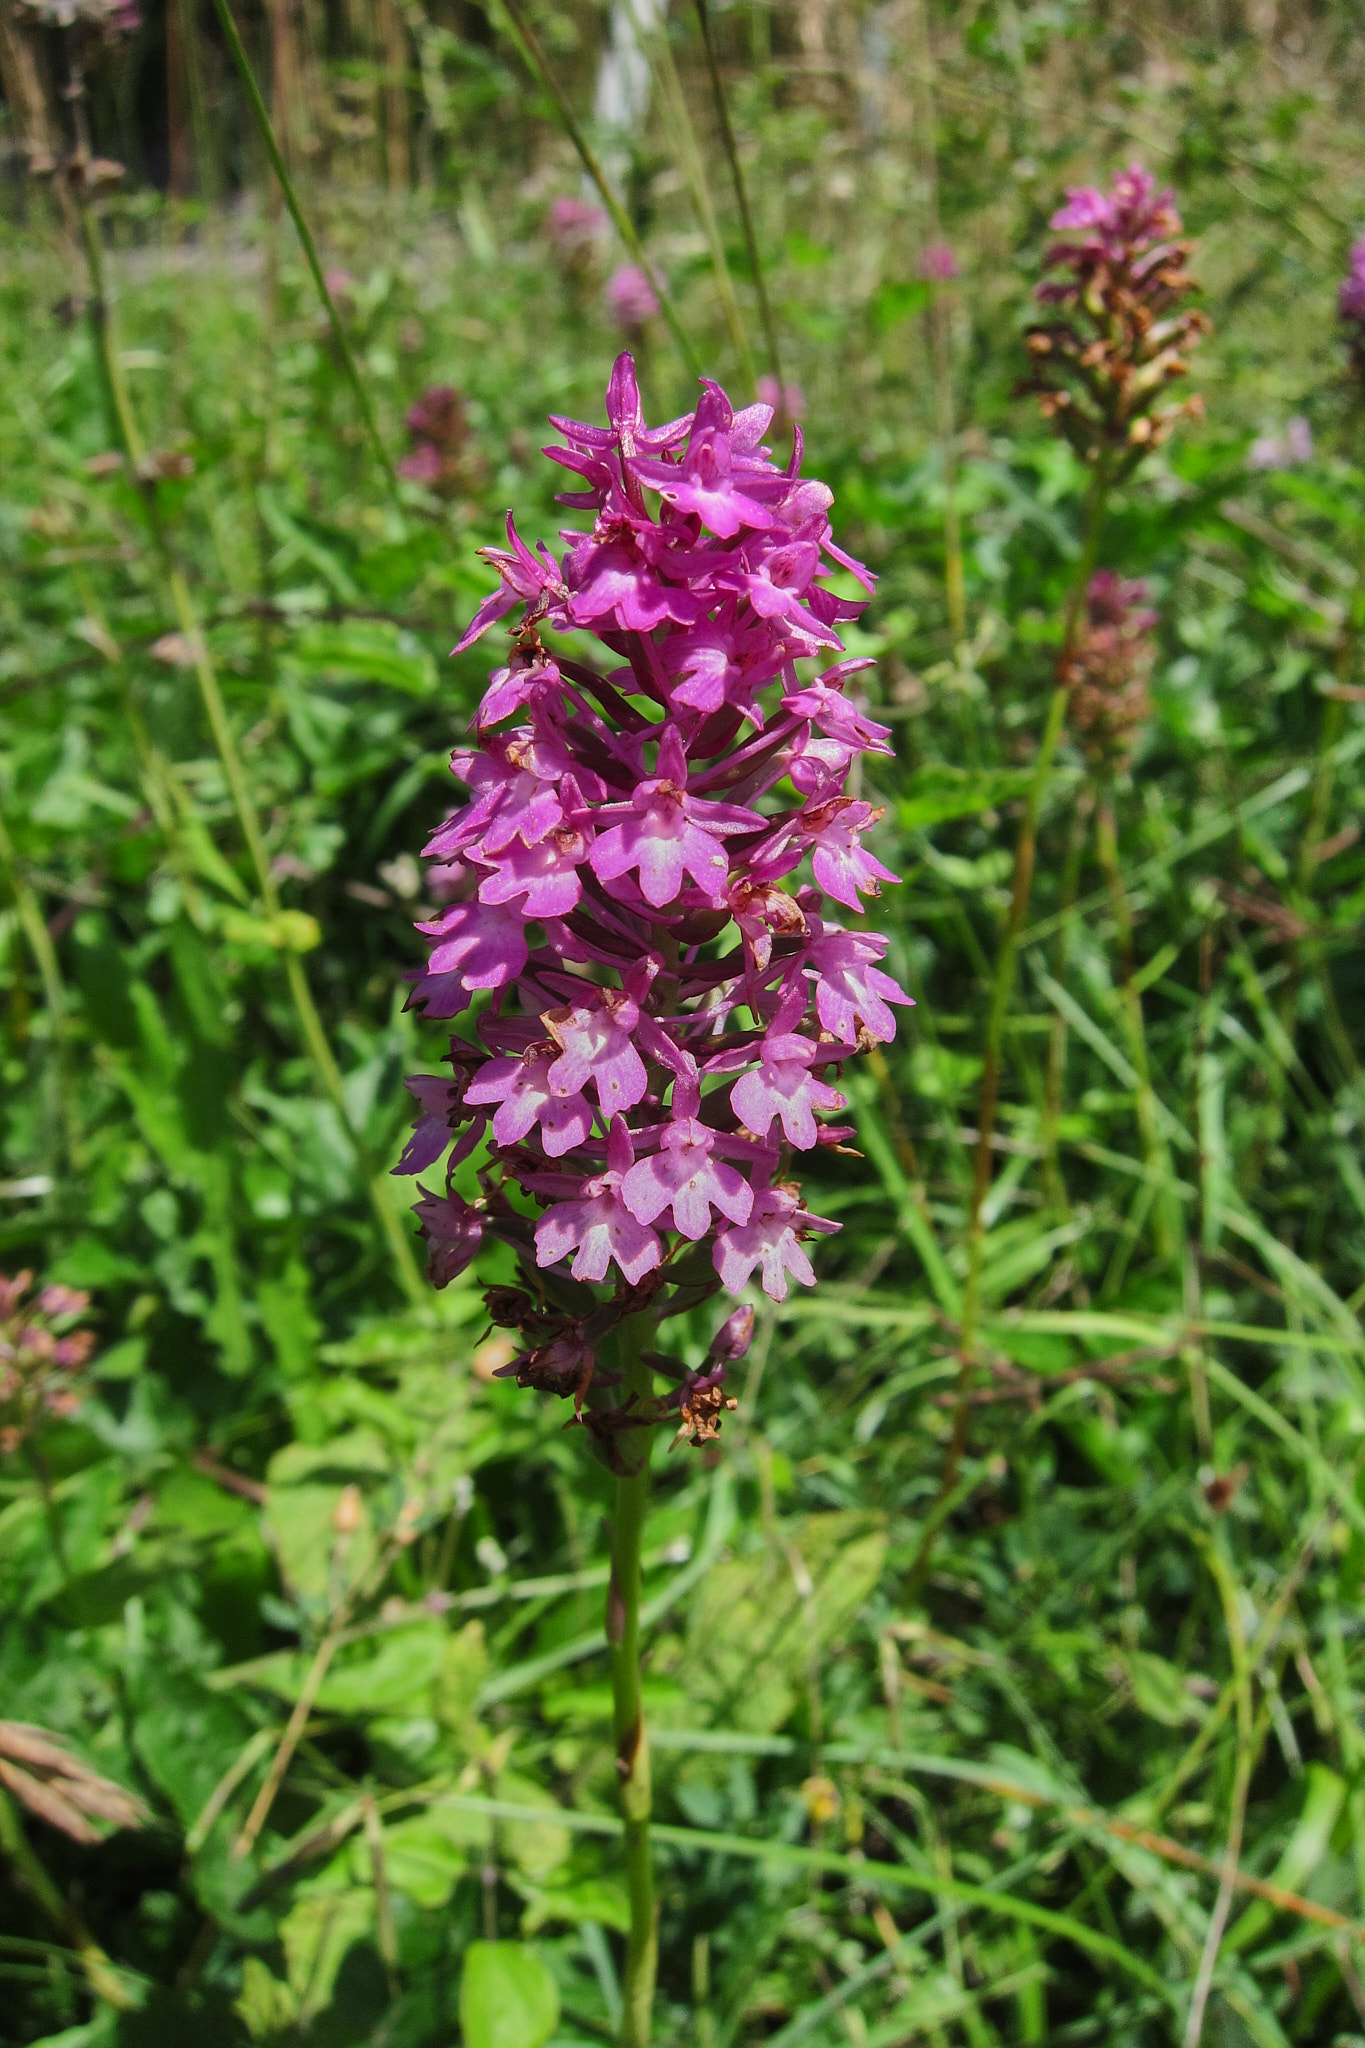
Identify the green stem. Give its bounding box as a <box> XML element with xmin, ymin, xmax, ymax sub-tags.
<box><xmin>927</xmin><ymin>287</ymin><xmax>965</xmax><ymax>647</ymax></box>
<box><xmin>622</xmin><ymin>0</ymin><xmax>753</xmax><ymax>387</ymax></box>
<box><xmin>961</xmin><ymin>457</ymin><xmax>1112</xmax><ymax>1353</ymax></box>
<box><xmin>1039</xmin><ymin>786</ymin><xmax>1092</xmax><ymax>1215</ymax></box>
<box><xmin>691</xmin><ymin>0</ymin><xmax>783</xmax><ymax>394</ymax></box>
<box><xmin>0</xmin><ymin>806</ymin><xmax>80</xmax><ymax>1171</ymax></box>
<box><xmin>1094</xmin><ymin>780</ymin><xmax>1176</xmax><ymax>1260</ymax></box>
<box><xmin>0</xmin><ymin>1787</ymin><xmax>134</xmax><ymax>2009</ymax></box>
<box><xmin>74</xmin><ymin>193</ymin><xmax>425</xmax><ymax>1306</ymax></box>
<box><xmin>206</xmin><ymin>0</ymin><xmax>401</xmax><ymax>503</ymax></box>
<box><xmin>496</xmin><ymin>0</ymin><xmax>700</xmax><ymax>381</ymax></box>
<box><xmin>607</xmin><ymin>1313</ymin><xmax>659</xmax><ymax>2047</ymax></box>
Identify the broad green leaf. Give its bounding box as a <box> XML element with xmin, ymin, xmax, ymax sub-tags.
<box><xmin>898</xmin><ymin>765</ymin><xmax>1034</xmax><ymax>831</ymax></box>
<box><xmin>458</xmin><ymin>1942</ymin><xmax>559</xmax><ymax>2048</ymax></box>
<box><xmin>290</xmin><ymin>620</ymin><xmax>437</xmax><ymax>696</ymax></box>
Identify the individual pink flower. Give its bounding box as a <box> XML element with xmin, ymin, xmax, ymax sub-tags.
<box><xmin>728</xmin><ymin>1024</ymin><xmax>848</xmax><ymax>1150</ymax></box>
<box><xmin>620</xmin><ymin>1119</ymin><xmax>753</xmax><ymax>1241</ymax></box>
<box><xmin>535</xmin><ymin>1118</ymin><xmax>662</xmax><ymax>1285</ymax></box>
<box><xmin>713</xmin><ymin>1184</ymin><xmax>837</xmax><ymax>1303</ymax></box>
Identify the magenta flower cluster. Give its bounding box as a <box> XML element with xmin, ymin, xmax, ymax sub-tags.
<box><xmin>1340</xmin><ymin>237</ymin><xmax>1365</xmax><ymax>379</ymax></box>
<box><xmin>396</xmin><ymin>355</ymin><xmax>909</xmax><ymax>1413</ymax></box>
<box><xmin>1339</xmin><ymin>237</ymin><xmax>1365</xmax><ymax>326</ymax></box>
<box><xmin>1024</xmin><ymin>161</ymin><xmax>1208</xmax><ymax>469</ymax></box>
<box><xmin>0</xmin><ymin>1272</ymin><xmax>95</xmax><ymax>1457</ymax></box>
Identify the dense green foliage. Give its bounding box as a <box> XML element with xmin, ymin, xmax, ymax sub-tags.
<box><xmin>3</xmin><ymin>7</ymin><xmax>1365</xmax><ymax>2045</ymax></box>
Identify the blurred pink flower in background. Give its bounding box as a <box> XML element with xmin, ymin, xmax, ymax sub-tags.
<box><xmin>919</xmin><ymin>241</ymin><xmax>958</xmax><ymax>282</ymax></box>
<box><xmin>605</xmin><ymin>264</ymin><xmax>659</xmax><ymax>331</ymax></box>
<box><xmin>1247</xmin><ymin>417</ymin><xmax>1313</xmax><ymax>470</ymax></box>
<box><xmin>756</xmin><ymin>375</ymin><xmax>805</xmax><ymax>421</ymax></box>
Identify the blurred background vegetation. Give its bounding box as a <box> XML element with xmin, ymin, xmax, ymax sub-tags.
<box><xmin>3</xmin><ymin>2</ymin><xmax>1365</xmax><ymax>2044</ymax></box>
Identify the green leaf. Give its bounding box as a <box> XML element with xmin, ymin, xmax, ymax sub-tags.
<box><xmin>898</xmin><ymin>765</ymin><xmax>1034</xmax><ymax>832</ymax></box>
<box><xmin>458</xmin><ymin>1942</ymin><xmax>560</xmax><ymax>2048</ymax></box>
<box><xmin>290</xmin><ymin>620</ymin><xmax>437</xmax><ymax>696</ymax></box>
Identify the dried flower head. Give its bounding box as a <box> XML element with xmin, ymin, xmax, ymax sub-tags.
<box><xmin>0</xmin><ymin>1271</ymin><xmax>95</xmax><ymax>1455</ymax></box>
<box><xmin>1023</xmin><ymin>164</ymin><xmax>1209</xmax><ymax>474</ymax></box>
<box><xmin>0</xmin><ymin>1721</ymin><xmax>145</xmax><ymax>1843</ymax></box>
<box><xmin>606</xmin><ymin>265</ymin><xmax>659</xmax><ymax>335</ymax></box>
<box><xmin>395</xmin><ymin>354</ymin><xmax>911</xmax><ymax>1445</ymax></box>
<box><xmin>1066</xmin><ymin>570</ymin><xmax>1157</xmax><ymax>769</ymax></box>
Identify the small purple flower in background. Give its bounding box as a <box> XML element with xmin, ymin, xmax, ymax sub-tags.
<box><xmin>398</xmin><ymin>384</ymin><xmax>485</xmax><ymax>499</ymax></box>
<box><xmin>1339</xmin><ymin>237</ymin><xmax>1365</xmax><ymax>378</ymax></box>
<box><xmin>549</xmin><ymin>196</ymin><xmax>607</xmax><ymax>264</ymax></box>
<box><xmin>919</xmin><ymin>241</ymin><xmax>958</xmax><ymax>283</ymax></box>
<box><xmin>757</xmin><ymin>375</ymin><xmax>806</xmax><ymax>422</ymax></box>
<box><xmin>1022</xmin><ymin>162</ymin><xmax>1209</xmax><ymax>472</ymax></box>
<box><xmin>1339</xmin><ymin>236</ymin><xmax>1365</xmax><ymax>323</ymax></box>
<box><xmin>1067</xmin><ymin>570</ymin><xmax>1158</xmax><ymax>769</ymax></box>
<box><xmin>0</xmin><ymin>1271</ymin><xmax>96</xmax><ymax>1456</ymax></box>
<box><xmin>1247</xmin><ymin>417</ymin><xmax>1313</xmax><ymax>471</ymax></box>
<box><xmin>396</xmin><ymin>354</ymin><xmax>911</xmax><ymax>1449</ymax></box>
<box><xmin>605</xmin><ymin>264</ymin><xmax>659</xmax><ymax>334</ymax></box>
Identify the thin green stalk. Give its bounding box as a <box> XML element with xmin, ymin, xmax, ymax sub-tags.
<box><xmin>963</xmin><ymin>459</ymin><xmax>1112</xmax><ymax>1348</ymax></box>
<box><xmin>927</xmin><ymin>283</ymin><xmax>965</xmax><ymax>647</ymax></box>
<box><xmin>607</xmin><ymin>1313</ymin><xmax>660</xmax><ymax>2047</ymax></box>
<box><xmin>0</xmin><ymin>805</ymin><xmax>80</xmax><ymax>1170</ymax></box>
<box><xmin>0</xmin><ymin>1787</ymin><xmax>134</xmax><ymax>2009</ymax></box>
<box><xmin>1039</xmin><ymin>787</ymin><xmax>1092</xmax><ymax>1213</ymax></box>
<box><xmin>910</xmin><ymin>461</ymin><xmax>1115</xmax><ymax>1558</ymax></box>
<box><xmin>1094</xmin><ymin>780</ymin><xmax>1176</xmax><ymax>1259</ymax></box>
<box><xmin>691</xmin><ymin>0</ymin><xmax>783</xmax><ymax>393</ymax></box>
<box><xmin>496</xmin><ymin>0</ymin><xmax>700</xmax><ymax>381</ymax></box>
<box><xmin>1183</xmin><ymin>1543</ymin><xmax>1256</xmax><ymax>2048</ymax></box>
<box><xmin>206</xmin><ymin>0</ymin><xmax>401</xmax><ymax>502</ymax></box>
<box><xmin>75</xmin><ymin>195</ymin><xmax>424</xmax><ymax>1305</ymax></box>
<box><xmin>622</xmin><ymin>0</ymin><xmax>752</xmax><ymax>386</ymax></box>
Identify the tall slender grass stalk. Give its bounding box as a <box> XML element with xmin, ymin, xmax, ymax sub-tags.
<box><xmin>904</xmin><ymin>460</ymin><xmax>1118</xmax><ymax>1546</ymax></box>
<box><xmin>1094</xmin><ymin>780</ymin><xmax>1177</xmax><ymax>1258</ymax></box>
<box><xmin>904</xmin><ymin>0</ymin><xmax>964</xmax><ymax>643</ymax></box>
<box><xmin>1184</xmin><ymin>1542</ymin><xmax>1256</xmax><ymax>2048</ymax></box>
<box><xmin>621</xmin><ymin>0</ymin><xmax>754</xmax><ymax>387</ymax></box>
<box><xmin>691</xmin><ymin>0</ymin><xmax>784</xmax><ymax>396</ymax></box>
<box><xmin>0</xmin><ymin>1788</ymin><xmax>133</xmax><ymax>2009</ymax></box>
<box><xmin>927</xmin><ymin>281</ymin><xmax>965</xmax><ymax>647</ymax></box>
<box><xmin>961</xmin><ymin>459</ymin><xmax>1113</xmax><ymax>1342</ymax></box>
<box><xmin>208</xmin><ymin>0</ymin><xmax>402</xmax><ymax>503</ymax></box>
<box><xmin>607</xmin><ymin>1315</ymin><xmax>660</xmax><ymax>2047</ymax></box>
<box><xmin>1039</xmin><ymin>788</ymin><xmax>1092</xmax><ymax>1213</ymax></box>
<box><xmin>496</xmin><ymin>0</ymin><xmax>701</xmax><ymax>381</ymax></box>
<box><xmin>0</xmin><ymin>807</ymin><xmax>79</xmax><ymax>1171</ymax></box>
<box><xmin>74</xmin><ymin>193</ymin><xmax>425</xmax><ymax>1305</ymax></box>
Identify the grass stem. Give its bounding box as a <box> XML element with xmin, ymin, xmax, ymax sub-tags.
<box><xmin>692</xmin><ymin>0</ymin><xmax>784</xmax><ymax>394</ymax></box>
<box><xmin>496</xmin><ymin>0</ymin><xmax>700</xmax><ymax>382</ymax></box>
<box><xmin>206</xmin><ymin>0</ymin><xmax>402</xmax><ymax>502</ymax></box>
<box><xmin>74</xmin><ymin>191</ymin><xmax>425</xmax><ymax>1305</ymax></box>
